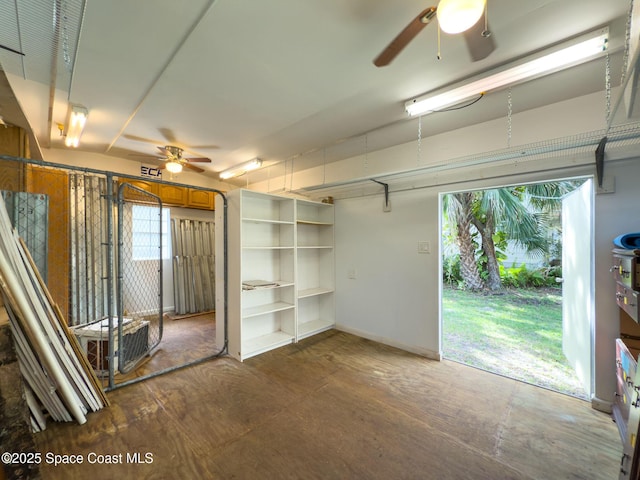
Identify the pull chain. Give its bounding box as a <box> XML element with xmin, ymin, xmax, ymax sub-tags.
<box><xmin>507</xmin><ymin>87</ymin><xmax>513</xmax><ymax>148</ymax></box>
<box><xmin>605</xmin><ymin>51</ymin><xmax>611</xmax><ymax>125</ymax></box>
<box><xmin>417</xmin><ymin>116</ymin><xmax>422</xmax><ymax>165</ymax></box>
<box><xmin>322</xmin><ymin>148</ymin><xmax>326</xmax><ymax>185</ymax></box>
<box><xmin>622</xmin><ymin>0</ymin><xmax>634</xmax><ymax>86</ymax></box>
<box><xmin>364</xmin><ymin>134</ymin><xmax>369</xmax><ymax>174</ymax></box>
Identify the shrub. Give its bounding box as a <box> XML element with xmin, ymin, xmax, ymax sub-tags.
<box><xmin>443</xmin><ymin>254</ymin><xmax>464</xmax><ymax>288</ymax></box>
<box><xmin>499</xmin><ymin>263</ymin><xmax>562</xmax><ymax>288</ymax></box>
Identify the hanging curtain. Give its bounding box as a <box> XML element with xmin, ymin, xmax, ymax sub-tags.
<box><xmin>69</xmin><ymin>174</ymin><xmax>110</xmax><ymax>326</ymax></box>
<box><xmin>171</xmin><ymin>218</ymin><xmax>215</xmax><ymax>315</ymax></box>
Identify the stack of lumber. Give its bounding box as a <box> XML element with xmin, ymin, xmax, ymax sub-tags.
<box><xmin>0</xmin><ymin>194</ymin><xmax>107</xmax><ymax>431</ymax></box>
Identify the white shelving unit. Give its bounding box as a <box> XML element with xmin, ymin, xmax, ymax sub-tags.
<box><xmin>296</xmin><ymin>199</ymin><xmax>335</xmax><ymax>340</ymax></box>
<box><xmin>220</xmin><ymin>190</ymin><xmax>334</xmax><ymax>361</ymax></box>
<box><xmin>224</xmin><ymin>189</ymin><xmax>296</xmax><ymax>361</ymax></box>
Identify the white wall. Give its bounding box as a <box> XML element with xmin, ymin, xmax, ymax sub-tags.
<box><xmin>286</xmin><ymin>90</ymin><xmax>638</xmax><ymax>409</ymax></box>
<box><xmin>333</xmin><ymin>156</ymin><xmax>640</xmax><ymax>409</ymax></box>
<box><xmin>335</xmin><ymin>189</ymin><xmax>441</xmax><ymax>358</ymax></box>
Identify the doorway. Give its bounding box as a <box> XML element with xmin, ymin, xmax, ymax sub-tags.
<box><xmin>440</xmin><ymin>178</ymin><xmax>593</xmax><ymax>399</ymax></box>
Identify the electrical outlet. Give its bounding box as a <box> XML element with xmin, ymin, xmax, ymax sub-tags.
<box><xmin>347</xmin><ymin>268</ymin><xmax>357</xmax><ymax>279</ymax></box>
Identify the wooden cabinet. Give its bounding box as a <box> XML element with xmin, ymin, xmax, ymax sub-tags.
<box><xmin>159</xmin><ymin>183</ymin><xmax>187</xmax><ymax>205</ymax></box>
<box><xmin>220</xmin><ymin>189</ymin><xmax>334</xmax><ymax>361</ymax></box>
<box><xmin>118</xmin><ymin>178</ymin><xmax>217</xmax><ymax>210</ymax></box>
<box><xmin>187</xmin><ymin>188</ymin><xmax>215</xmax><ymax>210</ymax></box>
<box><xmin>119</xmin><ymin>179</ymin><xmax>159</xmax><ymax>199</ymax></box>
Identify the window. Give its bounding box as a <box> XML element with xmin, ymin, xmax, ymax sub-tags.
<box><xmin>131</xmin><ymin>205</ymin><xmax>171</xmax><ymax>260</ymax></box>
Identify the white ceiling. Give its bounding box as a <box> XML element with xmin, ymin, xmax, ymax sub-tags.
<box><xmin>0</xmin><ymin>0</ymin><xmax>635</xmax><ymax>185</ymax></box>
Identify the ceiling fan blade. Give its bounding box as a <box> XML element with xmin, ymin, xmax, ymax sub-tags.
<box><xmin>123</xmin><ymin>133</ymin><xmax>163</xmax><ymax>144</ymax></box>
<box><xmin>158</xmin><ymin>127</ymin><xmax>178</xmax><ymax>144</ymax></box>
<box><xmin>373</xmin><ymin>7</ymin><xmax>437</xmax><ymax>67</ymax></box>
<box><xmin>157</xmin><ymin>146</ymin><xmax>172</xmax><ymax>156</ymax></box>
<box><xmin>463</xmin><ymin>14</ymin><xmax>496</xmax><ymax>62</ymax></box>
<box><xmin>129</xmin><ymin>153</ymin><xmax>163</xmax><ymax>159</ymax></box>
<box><xmin>186</xmin><ymin>157</ymin><xmax>212</xmax><ymax>163</ymax></box>
<box><xmin>189</xmin><ymin>144</ymin><xmax>220</xmax><ymax>150</ymax></box>
<box><xmin>183</xmin><ymin>163</ymin><xmax>205</xmax><ymax>173</ymax></box>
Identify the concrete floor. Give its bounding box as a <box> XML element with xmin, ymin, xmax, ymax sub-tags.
<box><xmin>30</xmin><ymin>328</ymin><xmax>620</xmax><ymax>479</ymax></box>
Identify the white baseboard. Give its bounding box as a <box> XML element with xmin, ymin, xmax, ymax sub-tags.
<box><xmin>591</xmin><ymin>396</ymin><xmax>612</xmax><ymax>414</ymax></box>
<box><xmin>335</xmin><ymin>324</ymin><xmax>441</xmax><ymax>361</ymax></box>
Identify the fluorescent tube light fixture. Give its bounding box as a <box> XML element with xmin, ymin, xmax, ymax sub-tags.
<box><xmin>64</xmin><ymin>104</ymin><xmax>88</xmax><ymax>147</ymax></box>
<box><xmin>405</xmin><ymin>29</ymin><xmax>609</xmax><ymax>117</ymax></box>
<box><xmin>219</xmin><ymin>158</ymin><xmax>262</xmax><ymax>180</ymax></box>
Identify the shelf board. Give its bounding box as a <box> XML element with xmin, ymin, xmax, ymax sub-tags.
<box><xmin>298</xmin><ymin>319</ymin><xmax>334</xmax><ymax>340</ymax></box>
<box><xmin>243</xmin><ymin>301</ymin><xmax>294</xmax><ymax>318</ymax></box>
<box><xmin>297</xmin><ymin>220</ymin><xmax>333</xmax><ymax>226</ymax></box>
<box><xmin>298</xmin><ymin>287</ymin><xmax>334</xmax><ymax>298</ymax></box>
<box><xmin>242</xmin><ymin>331</ymin><xmax>295</xmax><ymax>359</ymax></box>
<box><xmin>242</xmin><ymin>245</ymin><xmax>295</xmax><ymax>250</ymax></box>
<box><xmin>243</xmin><ymin>281</ymin><xmax>294</xmax><ymax>291</ymax></box>
<box><xmin>296</xmin><ymin>245</ymin><xmax>333</xmax><ymax>249</ymax></box>
<box><xmin>243</xmin><ymin>217</ymin><xmax>294</xmax><ymax>225</ymax></box>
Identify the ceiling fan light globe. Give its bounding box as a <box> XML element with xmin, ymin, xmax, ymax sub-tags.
<box><xmin>165</xmin><ymin>161</ymin><xmax>183</xmax><ymax>173</ymax></box>
<box><xmin>437</xmin><ymin>0</ymin><xmax>486</xmax><ymax>34</ymax></box>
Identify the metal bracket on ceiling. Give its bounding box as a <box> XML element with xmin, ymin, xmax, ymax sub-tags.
<box><xmin>371</xmin><ymin>179</ymin><xmax>391</xmax><ymax>212</ymax></box>
<box><xmin>595</xmin><ymin>136</ymin><xmax>607</xmax><ymax>188</ymax></box>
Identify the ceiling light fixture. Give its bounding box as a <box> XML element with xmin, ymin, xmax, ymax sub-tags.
<box><xmin>405</xmin><ymin>28</ymin><xmax>609</xmax><ymax>117</ymax></box>
<box><xmin>165</xmin><ymin>160</ymin><xmax>183</xmax><ymax>174</ymax></box>
<box><xmin>64</xmin><ymin>104</ymin><xmax>88</xmax><ymax>147</ymax></box>
<box><xmin>437</xmin><ymin>0</ymin><xmax>486</xmax><ymax>34</ymax></box>
<box><xmin>219</xmin><ymin>158</ymin><xmax>263</xmax><ymax>180</ymax></box>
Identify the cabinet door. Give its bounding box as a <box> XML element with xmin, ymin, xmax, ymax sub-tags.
<box><xmin>159</xmin><ymin>184</ymin><xmax>187</xmax><ymax>206</ymax></box>
<box><xmin>187</xmin><ymin>188</ymin><xmax>216</xmax><ymax>210</ymax></box>
<box><xmin>120</xmin><ymin>179</ymin><xmax>159</xmax><ymax>199</ymax></box>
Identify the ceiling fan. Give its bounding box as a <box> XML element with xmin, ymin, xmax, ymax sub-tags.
<box><xmin>155</xmin><ymin>145</ymin><xmax>211</xmax><ymax>173</ymax></box>
<box><xmin>125</xmin><ymin>128</ymin><xmax>216</xmax><ymax>173</ymax></box>
<box><xmin>373</xmin><ymin>0</ymin><xmax>496</xmax><ymax>67</ymax></box>
<box><xmin>130</xmin><ymin>145</ymin><xmax>212</xmax><ymax>173</ymax></box>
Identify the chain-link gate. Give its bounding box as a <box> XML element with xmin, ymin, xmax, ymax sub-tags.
<box><xmin>1</xmin><ymin>155</ymin><xmax>228</xmax><ymax>391</ymax></box>
<box><xmin>116</xmin><ymin>183</ymin><xmax>163</xmax><ymax>374</ymax></box>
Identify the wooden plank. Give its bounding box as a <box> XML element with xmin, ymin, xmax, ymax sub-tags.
<box><xmin>13</xmin><ymin>235</ymin><xmax>99</xmax><ymax>411</ymax></box>
<box><xmin>0</xmin><ymin>195</ymin><xmax>87</xmax><ymax>424</ymax></box>
<box><xmin>19</xmin><ymin>236</ymin><xmax>108</xmax><ymax>407</ymax></box>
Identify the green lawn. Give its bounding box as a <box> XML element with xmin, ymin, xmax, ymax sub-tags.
<box><xmin>442</xmin><ymin>286</ymin><xmax>588</xmax><ymax>399</ymax></box>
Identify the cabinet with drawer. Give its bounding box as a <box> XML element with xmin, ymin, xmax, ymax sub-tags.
<box><xmin>614</xmin><ymin>249</ymin><xmax>640</xmax><ymax>479</ymax></box>
<box><xmin>614</xmin><ymin>249</ymin><xmax>640</xmax><ymax>291</ymax></box>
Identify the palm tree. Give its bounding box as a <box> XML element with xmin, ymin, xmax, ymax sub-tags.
<box><xmin>443</xmin><ymin>192</ymin><xmax>484</xmax><ymax>290</ymax></box>
<box><xmin>443</xmin><ymin>181</ymin><xmax>580</xmax><ymax>291</ymax></box>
